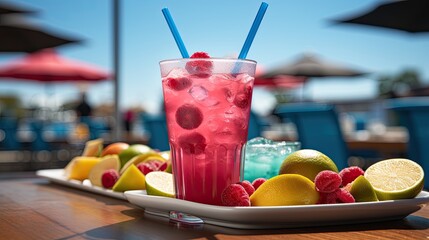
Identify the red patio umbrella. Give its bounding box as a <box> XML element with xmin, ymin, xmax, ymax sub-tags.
<box><xmin>254</xmin><ymin>75</ymin><xmax>306</xmax><ymax>90</ymax></box>
<box><xmin>0</xmin><ymin>48</ymin><xmax>110</xmax><ymax>82</ymax></box>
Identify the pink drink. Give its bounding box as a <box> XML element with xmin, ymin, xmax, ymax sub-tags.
<box><xmin>160</xmin><ymin>58</ymin><xmax>256</xmax><ymax>205</ymax></box>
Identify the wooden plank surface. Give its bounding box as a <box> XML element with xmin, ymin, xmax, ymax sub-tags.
<box><xmin>0</xmin><ymin>176</ymin><xmax>428</xmax><ymax>239</ymax></box>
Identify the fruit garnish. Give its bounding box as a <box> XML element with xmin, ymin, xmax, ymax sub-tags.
<box><xmin>175</xmin><ymin>104</ymin><xmax>203</xmax><ymax>130</ymax></box>
<box><xmin>279</xmin><ymin>149</ymin><xmax>338</xmax><ymax>181</ymax></box>
<box><xmin>177</xmin><ymin>132</ymin><xmax>206</xmax><ymax>154</ymax></box>
<box><xmin>120</xmin><ymin>152</ymin><xmax>166</xmax><ymax>174</ymax></box>
<box><xmin>251</xmin><ymin>178</ymin><xmax>266</xmax><ymax>191</ymax></box>
<box><xmin>145</xmin><ymin>171</ymin><xmax>175</xmax><ymax>198</ymax></box>
<box><xmin>250</xmin><ymin>174</ymin><xmax>319</xmax><ymax>206</ymax></box>
<box><xmin>118</xmin><ymin>144</ymin><xmax>154</xmax><ymax>168</ymax></box>
<box><xmin>81</xmin><ymin>138</ymin><xmax>104</xmax><ymax>157</ymax></box>
<box><xmin>88</xmin><ymin>155</ymin><xmax>120</xmax><ymax>187</ymax></box>
<box><xmin>348</xmin><ymin>175</ymin><xmax>378</xmax><ymax>202</ymax></box>
<box><xmin>317</xmin><ymin>192</ymin><xmax>337</xmax><ymax>204</ymax></box>
<box><xmin>185</xmin><ymin>52</ymin><xmax>213</xmax><ymax>78</ymax></box>
<box><xmin>314</xmin><ymin>170</ymin><xmax>342</xmax><ymax>193</ymax></box>
<box><xmin>238</xmin><ymin>180</ymin><xmax>255</xmax><ymax>196</ymax></box>
<box><xmin>364</xmin><ymin>158</ymin><xmax>424</xmax><ymax>200</ymax></box>
<box><xmin>336</xmin><ymin>188</ymin><xmax>355</xmax><ymax>203</ymax></box>
<box><xmin>112</xmin><ymin>164</ymin><xmax>146</xmax><ymax>192</ymax></box>
<box><xmin>233</xmin><ymin>84</ymin><xmax>253</xmax><ymax>109</ymax></box>
<box><xmin>339</xmin><ymin>166</ymin><xmax>365</xmax><ymax>186</ymax></box>
<box><xmin>65</xmin><ymin>156</ymin><xmax>101</xmax><ymax>181</ymax></box>
<box><xmin>166</xmin><ymin>77</ymin><xmax>192</xmax><ymax>91</ymax></box>
<box><xmin>101</xmin><ymin>142</ymin><xmax>129</xmax><ymax>157</ymax></box>
<box><xmin>101</xmin><ymin>169</ymin><xmax>120</xmax><ymax>189</ymax></box>
<box><xmin>136</xmin><ymin>160</ymin><xmax>162</xmax><ymax>175</ymax></box>
<box><xmin>221</xmin><ymin>184</ymin><xmax>251</xmax><ymax>207</ymax></box>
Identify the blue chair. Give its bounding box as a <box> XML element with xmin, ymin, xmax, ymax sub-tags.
<box><xmin>247</xmin><ymin>111</ymin><xmax>267</xmax><ymax>140</ymax></box>
<box><xmin>0</xmin><ymin>117</ymin><xmax>21</xmax><ymax>150</ymax></box>
<box><xmin>274</xmin><ymin>103</ymin><xmax>348</xmax><ymax>170</ymax></box>
<box><xmin>141</xmin><ymin>113</ymin><xmax>170</xmax><ymax>151</ymax></box>
<box><xmin>29</xmin><ymin>120</ymin><xmax>50</xmax><ymax>151</ymax></box>
<box><xmin>80</xmin><ymin>116</ymin><xmax>108</xmax><ymax>140</ymax></box>
<box><xmin>386</xmin><ymin>97</ymin><xmax>429</xmax><ymax>188</ymax></box>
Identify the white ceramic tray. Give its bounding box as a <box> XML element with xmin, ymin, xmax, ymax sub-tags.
<box><xmin>125</xmin><ymin>190</ymin><xmax>429</xmax><ymax>229</ymax></box>
<box><xmin>36</xmin><ymin>169</ymin><xmax>126</xmax><ymax>200</ymax></box>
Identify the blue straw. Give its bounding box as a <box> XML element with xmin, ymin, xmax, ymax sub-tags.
<box><xmin>162</xmin><ymin>8</ymin><xmax>189</xmax><ymax>58</ymax></box>
<box><xmin>238</xmin><ymin>2</ymin><xmax>268</xmax><ymax>59</ymax></box>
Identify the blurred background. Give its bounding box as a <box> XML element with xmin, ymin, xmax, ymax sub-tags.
<box><xmin>0</xmin><ymin>0</ymin><xmax>428</xmax><ymax>172</ymax></box>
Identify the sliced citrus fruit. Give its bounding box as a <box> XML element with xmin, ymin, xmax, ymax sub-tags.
<box><xmin>250</xmin><ymin>174</ymin><xmax>319</xmax><ymax>206</ymax></box>
<box><xmin>279</xmin><ymin>149</ymin><xmax>338</xmax><ymax>181</ymax></box>
<box><xmin>112</xmin><ymin>164</ymin><xmax>146</xmax><ymax>192</ymax></box>
<box><xmin>120</xmin><ymin>152</ymin><xmax>166</xmax><ymax>174</ymax></box>
<box><xmin>349</xmin><ymin>175</ymin><xmax>378</xmax><ymax>202</ymax></box>
<box><xmin>81</xmin><ymin>138</ymin><xmax>104</xmax><ymax>157</ymax></box>
<box><xmin>88</xmin><ymin>155</ymin><xmax>121</xmax><ymax>187</ymax></box>
<box><xmin>145</xmin><ymin>171</ymin><xmax>175</xmax><ymax>198</ymax></box>
<box><xmin>64</xmin><ymin>156</ymin><xmax>101</xmax><ymax>181</ymax></box>
<box><xmin>364</xmin><ymin>158</ymin><xmax>424</xmax><ymax>200</ymax></box>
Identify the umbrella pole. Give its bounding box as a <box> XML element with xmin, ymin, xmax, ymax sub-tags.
<box><xmin>113</xmin><ymin>0</ymin><xmax>121</xmax><ymax>141</ymax></box>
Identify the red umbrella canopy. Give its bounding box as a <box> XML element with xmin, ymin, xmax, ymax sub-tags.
<box><xmin>0</xmin><ymin>48</ymin><xmax>110</xmax><ymax>82</ymax></box>
<box><xmin>254</xmin><ymin>75</ymin><xmax>306</xmax><ymax>89</ymax></box>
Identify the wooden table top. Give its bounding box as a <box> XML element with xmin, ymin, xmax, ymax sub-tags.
<box><xmin>1</xmin><ymin>174</ymin><xmax>429</xmax><ymax>240</ymax></box>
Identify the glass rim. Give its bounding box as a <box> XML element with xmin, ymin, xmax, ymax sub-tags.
<box><xmin>159</xmin><ymin>58</ymin><xmax>257</xmax><ymax>65</ymax></box>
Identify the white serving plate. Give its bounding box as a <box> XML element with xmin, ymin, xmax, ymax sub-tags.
<box><xmin>125</xmin><ymin>190</ymin><xmax>429</xmax><ymax>229</ymax></box>
<box><xmin>36</xmin><ymin>169</ymin><xmax>126</xmax><ymax>200</ymax></box>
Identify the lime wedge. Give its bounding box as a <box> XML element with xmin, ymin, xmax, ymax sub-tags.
<box><xmin>349</xmin><ymin>175</ymin><xmax>378</xmax><ymax>202</ymax></box>
<box><xmin>145</xmin><ymin>171</ymin><xmax>175</xmax><ymax>198</ymax></box>
<box><xmin>364</xmin><ymin>158</ymin><xmax>424</xmax><ymax>200</ymax></box>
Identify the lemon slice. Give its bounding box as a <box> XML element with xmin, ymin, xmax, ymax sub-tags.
<box><xmin>145</xmin><ymin>171</ymin><xmax>175</xmax><ymax>198</ymax></box>
<box><xmin>364</xmin><ymin>158</ymin><xmax>424</xmax><ymax>200</ymax></box>
<box><xmin>250</xmin><ymin>174</ymin><xmax>319</xmax><ymax>206</ymax></box>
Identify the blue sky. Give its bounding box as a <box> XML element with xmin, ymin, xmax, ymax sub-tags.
<box><xmin>1</xmin><ymin>0</ymin><xmax>428</xmax><ymax>115</ymax></box>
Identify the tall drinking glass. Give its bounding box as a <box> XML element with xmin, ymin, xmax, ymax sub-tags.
<box><xmin>160</xmin><ymin>58</ymin><xmax>256</xmax><ymax>205</ymax></box>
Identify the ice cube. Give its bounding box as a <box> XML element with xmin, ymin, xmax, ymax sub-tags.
<box><xmin>209</xmin><ymin>73</ymin><xmax>234</xmax><ymax>86</ymax></box>
<box><xmin>165</xmin><ymin>67</ymin><xmax>188</xmax><ymax>79</ymax></box>
<box><xmin>236</xmin><ymin>73</ymin><xmax>254</xmax><ymax>84</ymax></box>
<box><xmin>188</xmin><ymin>85</ymin><xmax>219</xmax><ymax>107</ymax></box>
<box><xmin>188</xmin><ymin>85</ymin><xmax>208</xmax><ymax>101</ymax></box>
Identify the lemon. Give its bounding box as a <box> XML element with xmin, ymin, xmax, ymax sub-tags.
<box><xmin>112</xmin><ymin>164</ymin><xmax>146</xmax><ymax>192</ymax></box>
<box><xmin>349</xmin><ymin>176</ymin><xmax>378</xmax><ymax>202</ymax></box>
<box><xmin>364</xmin><ymin>158</ymin><xmax>424</xmax><ymax>200</ymax></box>
<box><xmin>88</xmin><ymin>155</ymin><xmax>121</xmax><ymax>187</ymax></box>
<box><xmin>145</xmin><ymin>171</ymin><xmax>175</xmax><ymax>198</ymax></box>
<box><xmin>250</xmin><ymin>174</ymin><xmax>319</xmax><ymax>206</ymax></box>
<box><xmin>279</xmin><ymin>149</ymin><xmax>338</xmax><ymax>181</ymax></box>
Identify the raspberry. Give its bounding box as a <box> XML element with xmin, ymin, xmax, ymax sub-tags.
<box><xmin>166</xmin><ymin>77</ymin><xmax>192</xmax><ymax>91</ymax></box>
<box><xmin>339</xmin><ymin>166</ymin><xmax>365</xmax><ymax>186</ymax></box>
<box><xmin>336</xmin><ymin>188</ymin><xmax>355</xmax><ymax>203</ymax></box>
<box><xmin>233</xmin><ymin>84</ymin><xmax>252</xmax><ymax>109</ymax></box>
<box><xmin>186</xmin><ymin>52</ymin><xmax>213</xmax><ymax>78</ymax></box>
<box><xmin>175</xmin><ymin>104</ymin><xmax>203</xmax><ymax>130</ymax></box>
<box><xmin>237</xmin><ymin>180</ymin><xmax>255</xmax><ymax>196</ymax></box>
<box><xmin>221</xmin><ymin>184</ymin><xmax>251</xmax><ymax>207</ymax></box>
<box><xmin>101</xmin><ymin>169</ymin><xmax>120</xmax><ymax>189</ymax></box>
<box><xmin>157</xmin><ymin>161</ymin><xmax>168</xmax><ymax>171</ymax></box>
<box><xmin>178</xmin><ymin>132</ymin><xmax>207</xmax><ymax>154</ymax></box>
<box><xmin>317</xmin><ymin>192</ymin><xmax>337</xmax><ymax>204</ymax></box>
<box><xmin>314</xmin><ymin>170</ymin><xmax>342</xmax><ymax>193</ymax></box>
<box><xmin>136</xmin><ymin>160</ymin><xmax>162</xmax><ymax>175</ymax></box>
<box><xmin>190</xmin><ymin>52</ymin><xmax>210</xmax><ymax>58</ymax></box>
<box><xmin>251</xmin><ymin>178</ymin><xmax>266</xmax><ymax>191</ymax></box>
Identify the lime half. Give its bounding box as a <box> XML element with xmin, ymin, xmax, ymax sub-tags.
<box><xmin>145</xmin><ymin>171</ymin><xmax>175</xmax><ymax>198</ymax></box>
<box><xmin>364</xmin><ymin>158</ymin><xmax>424</xmax><ymax>200</ymax></box>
